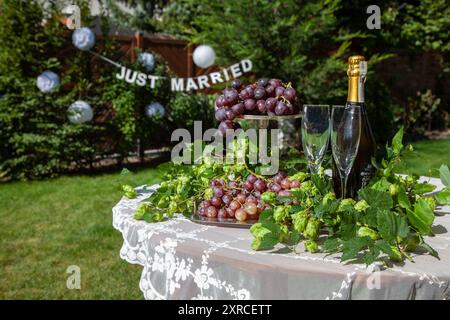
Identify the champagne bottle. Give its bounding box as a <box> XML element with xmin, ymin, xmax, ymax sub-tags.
<box><xmin>332</xmin><ymin>55</ymin><xmax>376</xmax><ymax>198</ymax></box>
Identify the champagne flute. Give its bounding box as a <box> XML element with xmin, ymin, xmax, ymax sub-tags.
<box><xmin>331</xmin><ymin>105</ymin><xmax>362</xmax><ymax>198</ymax></box>
<box><xmin>301</xmin><ymin>105</ymin><xmax>330</xmax><ymax>174</ymax></box>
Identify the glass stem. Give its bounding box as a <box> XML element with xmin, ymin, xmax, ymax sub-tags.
<box><xmin>343</xmin><ymin>175</ymin><xmax>349</xmax><ymax>199</ymax></box>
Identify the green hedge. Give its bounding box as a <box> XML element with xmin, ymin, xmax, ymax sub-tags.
<box><xmin>0</xmin><ymin>0</ymin><xmax>213</xmax><ymax>180</ymax></box>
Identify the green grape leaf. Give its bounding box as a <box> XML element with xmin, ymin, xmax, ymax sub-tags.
<box><xmin>363</xmin><ymin>207</ymin><xmax>379</xmax><ymax>229</ymax></box>
<box><xmin>407</xmin><ymin>198</ymin><xmax>435</xmax><ymax>235</ymax></box>
<box><xmin>322</xmin><ymin>237</ymin><xmax>341</xmax><ymax>253</ymax></box>
<box><xmin>374</xmin><ymin>239</ymin><xmax>394</xmax><ymax>256</ymax></box>
<box><xmin>340</xmin><ymin>223</ymin><xmax>358</xmax><ymax>241</ymax></box>
<box><xmin>250</xmin><ymin>223</ymin><xmax>271</xmax><ymax>239</ymax></box>
<box><xmin>284</xmin><ymin>229</ymin><xmax>301</xmax><ymax>246</ymax></box>
<box><xmin>376</xmin><ymin>210</ymin><xmax>409</xmax><ymax>243</ymax></box>
<box><xmin>341</xmin><ymin>237</ymin><xmax>371</xmax><ymax>262</ymax></box>
<box><xmin>391</xmin><ymin>126</ymin><xmax>404</xmax><ymax>156</ymax></box>
<box><xmin>363</xmin><ymin>244</ymin><xmax>381</xmax><ymax>265</ymax></box>
<box><xmin>419</xmin><ymin>242</ymin><xmax>439</xmax><ymax>259</ymax></box>
<box><xmin>251</xmin><ymin>235</ymin><xmax>279</xmax><ymax>251</ymax></box>
<box><xmin>435</xmin><ymin>187</ymin><xmax>450</xmax><ymax>205</ymax></box>
<box><xmin>259</xmin><ymin>209</ymin><xmax>274</xmax><ymax>222</ymax></box>
<box><xmin>359</xmin><ymin>188</ymin><xmax>393</xmax><ymax>210</ymax></box>
<box><xmin>371</xmin><ymin>177</ymin><xmax>391</xmax><ymax>192</ymax></box>
<box><xmin>413</xmin><ymin>182</ymin><xmax>436</xmax><ymax>195</ymax></box>
<box><xmin>439</xmin><ymin>165</ymin><xmax>450</xmax><ymax>187</ymax></box>
<box><xmin>397</xmin><ymin>185</ymin><xmax>411</xmax><ymax>209</ymax></box>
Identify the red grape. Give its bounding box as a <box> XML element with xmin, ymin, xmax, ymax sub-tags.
<box><xmin>215</xmin><ymin>95</ymin><xmax>226</xmax><ymax>108</ymax></box>
<box><xmin>274</xmin><ymin>171</ymin><xmax>287</xmax><ymax>184</ymax></box>
<box><xmin>237</xmin><ymin>192</ymin><xmax>247</xmax><ymax>204</ymax></box>
<box><xmin>211</xmin><ymin>196</ymin><xmax>222</xmax><ymax>207</ymax></box>
<box><xmin>270</xmin><ymin>183</ymin><xmax>281</xmax><ymax>193</ymax></box>
<box><xmin>257</xmin><ymin>100</ymin><xmax>266</xmax><ymax>113</ymax></box>
<box><xmin>280</xmin><ymin>178</ymin><xmax>291</xmax><ymax>189</ymax></box>
<box><xmin>275</xmin><ymin>101</ymin><xmax>288</xmax><ymax>115</ymax></box>
<box><xmin>198</xmin><ymin>207</ymin><xmax>206</xmax><ymax>216</ymax></box>
<box><xmin>278</xmin><ymin>190</ymin><xmax>292</xmax><ymax>198</ymax></box>
<box><xmin>222</xmin><ymin>194</ymin><xmax>232</xmax><ymax>205</ymax></box>
<box><xmin>231</xmin><ymin>79</ymin><xmax>242</xmax><ymax>90</ymax></box>
<box><xmin>256</xmin><ymin>200</ymin><xmax>265</xmax><ymax>213</ymax></box>
<box><xmin>254</xmin><ymin>179</ymin><xmax>266</xmax><ymax>192</ymax></box>
<box><xmin>243</xmin><ymin>202</ymin><xmax>258</xmax><ymax>216</ymax></box>
<box><xmin>283</xmin><ymin>88</ymin><xmax>297</xmax><ymax>103</ymax></box>
<box><xmin>201</xmin><ymin>200</ymin><xmax>211</xmax><ymax>208</ymax></box>
<box><xmin>215</xmin><ymin>108</ymin><xmax>226</xmax><ymax>121</ymax></box>
<box><xmin>226</xmin><ymin>207</ymin><xmax>235</xmax><ymax>218</ymax></box>
<box><xmin>206</xmin><ymin>206</ymin><xmax>218</xmax><ymax>218</ymax></box>
<box><xmin>265</xmin><ymin>85</ymin><xmax>275</xmax><ymax>97</ymax></box>
<box><xmin>218</xmin><ymin>208</ymin><xmax>227</xmax><ymax>219</ymax></box>
<box><xmin>291</xmin><ymin>180</ymin><xmax>301</xmax><ymax>188</ymax></box>
<box><xmin>213</xmin><ymin>186</ymin><xmax>224</xmax><ymax>197</ymax></box>
<box><xmin>235</xmin><ymin>208</ymin><xmax>247</xmax><ymax>221</ymax></box>
<box><xmin>229</xmin><ymin>200</ymin><xmax>241</xmax><ymax>210</ymax></box>
<box><xmin>265</xmin><ymin>97</ymin><xmax>277</xmax><ymax>112</ymax></box>
<box><xmin>244</xmin><ymin>181</ymin><xmax>254</xmax><ymax>192</ymax></box>
<box><xmin>245</xmin><ymin>194</ymin><xmax>257</xmax><ymax>204</ymax></box>
<box><xmin>244</xmin><ymin>99</ymin><xmax>256</xmax><ymax>111</ymax></box>
<box><xmin>224</xmin><ymin>88</ymin><xmax>238</xmax><ymax>105</ymax></box>
<box><xmin>231</xmin><ymin>102</ymin><xmax>244</xmax><ymax>115</ymax></box>
<box><xmin>275</xmin><ymin>86</ymin><xmax>285</xmax><ymax>97</ymax></box>
<box><xmin>254</xmin><ymin>86</ymin><xmax>266</xmax><ymax>100</ymax></box>
<box><xmin>245</xmin><ymin>87</ymin><xmax>254</xmax><ymax>99</ymax></box>
<box><xmin>246</xmin><ymin>174</ymin><xmax>257</xmax><ymax>183</ymax></box>
<box><xmin>269</xmin><ymin>79</ymin><xmax>283</xmax><ymax>87</ymax></box>
<box><xmin>257</xmin><ymin>78</ymin><xmax>268</xmax><ymax>87</ymax></box>
<box><xmin>225</xmin><ymin>109</ymin><xmax>236</xmax><ymax>120</ymax></box>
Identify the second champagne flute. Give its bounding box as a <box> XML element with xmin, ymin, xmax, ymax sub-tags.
<box><xmin>331</xmin><ymin>105</ymin><xmax>362</xmax><ymax>198</ymax></box>
<box><xmin>301</xmin><ymin>105</ymin><xmax>330</xmax><ymax>174</ymax></box>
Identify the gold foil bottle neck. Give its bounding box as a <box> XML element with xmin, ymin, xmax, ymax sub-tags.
<box><xmin>347</xmin><ymin>55</ymin><xmax>366</xmax><ymax>103</ymax></box>
<box><xmin>347</xmin><ymin>55</ymin><xmax>366</xmax><ymax>77</ymax></box>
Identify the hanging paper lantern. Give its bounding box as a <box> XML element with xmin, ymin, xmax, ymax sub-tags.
<box><xmin>72</xmin><ymin>27</ymin><xmax>95</xmax><ymax>51</ymax></box>
<box><xmin>138</xmin><ymin>52</ymin><xmax>155</xmax><ymax>72</ymax></box>
<box><xmin>145</xmin><ymin>102</ymin><xmax>165</xmax><ymax>118</ymax></box>
<box><xmin>36</xmin><ymin>71</ymin><xmax>60</xmax><ymax>93</ymax></box>
<box><xmin>67</xmin><ymin>100</ymin><xmax>93</xmax><ymax>124</ymax></box>
<box><xmin>193</xmin><ymin>45</ymin><xmax>216</xmax><ymax>69</ymax></box>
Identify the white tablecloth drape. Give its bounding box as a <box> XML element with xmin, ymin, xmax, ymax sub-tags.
<box><xmin>112</xmin><ymin>177</ymin><xmax>450</xmax><ymax>300</ymax></box>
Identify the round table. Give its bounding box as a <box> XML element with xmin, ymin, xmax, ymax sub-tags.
<box><xmin>112</xmin><ymin>177</ymin><xmax>450</xmax><ymax>300</ymax></box>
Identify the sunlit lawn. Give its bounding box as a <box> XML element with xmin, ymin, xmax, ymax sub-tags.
<box><xmin>394</xmin><ymin>138</ymin><xmax>450</xmax><ymax>177</ymax></box>
<box><xmin>0</xmin><ymin>138</ymin><xmax>449</xmax><ymax>299</ymax></box>
<box><xmin>0</xmin><ymin>165</ymin><xmax>166</xmax><ymax>299</ymax></box>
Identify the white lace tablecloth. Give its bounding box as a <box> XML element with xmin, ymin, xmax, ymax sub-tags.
<box><xmin>112</xmin><ymin>177</ymin><xmax>450</xmax><ymax>300</ymax></box>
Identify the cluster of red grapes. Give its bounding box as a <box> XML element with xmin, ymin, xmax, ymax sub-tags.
<box><xmin>215</xmin><ymin>78</ymin><xmax>299</xmax><ymax>134</ymax></box>
<box><xmin>197</xmin><ymin>171</ymin><xmax>301</xmax><ymax>222</ymax></box>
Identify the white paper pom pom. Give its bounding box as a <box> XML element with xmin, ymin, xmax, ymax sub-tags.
<box><xmin>138</xmin><ymin>52</ymin><xmax>155</xmax><ymax>72</ymax></box>
<box><xmin>193</xmin><ymin>45</ymin><xmax>216</xmax><ymax>69</ymax></box>
<box><xmin>145</xmin><ymin>102</ymin><xmax>165</xmax><ymax>118</ymax></box>
<box><xmin>67</xmin><ymin>100</ymin><xmax>93</xmax><ymax>124</ymax></box>
<box><xmin>72</xmin><ymin>27</ymin><xmax>95</xmax><ymax>51</ymax></box>
<box><xmin>36</xmin><ymin>71</ymin><xmax>60</xmax><ymax>93</ymax></box>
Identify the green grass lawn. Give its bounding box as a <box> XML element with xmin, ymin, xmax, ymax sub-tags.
<box><xmin>0</xmin><ymin>139</ymin><xmax>449</xmax><ymax>299</ymax></box>
<box><xmin>0</xmin><ymin>165</ymin><xmax>166</xmax><ymax>299</ymax></box>
<box><xmin>394</xmin><ymin>138</ymin><xmax>450</xmax><ymax>177</ymax></box>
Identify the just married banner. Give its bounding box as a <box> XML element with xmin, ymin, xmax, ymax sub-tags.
<box><xmin>114</xmin><ymin>59</ymin><xmax>253</xmax><ymax>91</ymax></box>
